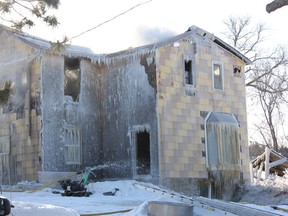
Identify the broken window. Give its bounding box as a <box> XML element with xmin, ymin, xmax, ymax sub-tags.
<box><xmin>136</xmin><ymin>131</ymin><xmax>151</xmax><ymax>175</ymax></box>
<box><xmin>64</xmin><ymin>127</ymin><xmax>81</xmax><ymax>165</ymax></box>
<box><xmin>212</xmin><ymin>61</ymin><xmax>224</xmax><ymax>90</ymax></box>
<box><xmin>64</xmin><ymin>57</ymin><xmax>81</xmax><ymax>102</ymax></box>
<box><xmin>233</xmin><ymin>65</ymin><xmax>242</xmax><ymax>78</ymax></box>
<box><xmin>0</xmin><ymin>81</ymin><xmax>12</xmax><ymax>106</ymax></box>
<box><xmin>184</xmin><ymin>55</ymin><xmax>194</xmax><ymax>86</ymax></box>
<box><xmin>205</xmin><ymin>112</ymin><xmax>240</xmax><ymax>166</ymax></box>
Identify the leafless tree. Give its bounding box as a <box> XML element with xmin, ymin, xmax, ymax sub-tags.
<box><xmin>266</xmin><ymin>0</ymin><xmax>288</xmax><ymax>13</ymax></box>
<box><xmin>254</xmin><ymin>66</ymin><xmax>288</xmax><ymax>151</ymax></box>
<box><xmin>223</xmin><ymin>16</ymin><xmax>288</xmax><ymax>151</ymax></box>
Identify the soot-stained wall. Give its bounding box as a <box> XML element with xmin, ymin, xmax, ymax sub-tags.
<box><xmin>0</xmin><ymin>29</ymin><xmax>42</xmax><ymax>183</ymax></box>
<box><xmin>98</xmin><ymin>54</ymin><xmax>159</xmax><ymax>180</ymax></box>
<box><xmin>41</xmin><ymin>55</ymin><xmax>100</xmax><ymax>172</ymax></box>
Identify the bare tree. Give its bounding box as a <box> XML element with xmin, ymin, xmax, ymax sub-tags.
<box><xmin>223</xmin><ymin>17</ymin><xmax>288</xmax><ymax>92</ymax></box>
<box><xmin>266</xmin><ymin>0</ymin><xmax>288</xmax><ymax>13</ymax></box>
<box><xmin>0</xmin><ymin>0</ymin><xmax>60</xmax><ymax>30</ymax></box>
<box><xmin>255</xmin><ymin>66</ymin><xmax>288</xmax><ymax>151</ymax></box>
<box><xmin>223</xmin><ymin>16</ymin><xmax>288</xmax><ymax>151</ymax></box>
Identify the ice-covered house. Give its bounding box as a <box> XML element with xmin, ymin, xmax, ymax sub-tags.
<box><xmin>0</xmin><ymin>24</ymin><xmax>251</xmax><ymax>200</ymax></box>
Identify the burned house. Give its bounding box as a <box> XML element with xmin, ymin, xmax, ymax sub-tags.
<box><xmin>0</xmin><ymin>24</ymin><xmax>251</xmax><ymax>200</ymax></box>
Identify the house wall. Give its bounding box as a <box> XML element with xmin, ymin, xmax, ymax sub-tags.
<box><xmin>98</xmin><ymin>55</ymin><xmax>159</xmax><ymax>181</ymax></box>
<box><xmin>0</xmin><ymin>30</ymin><xmax>42</xmax><ymax>184</ymax></box>
<box><xmin>41</xmin><ymin>55</ymin><xmax>101</xmax><ymax>173</ymax></box>
<box><xmin>156</xmin><ymin>37</ymin><xmax>250</xmax><ymax>199</ymax></box>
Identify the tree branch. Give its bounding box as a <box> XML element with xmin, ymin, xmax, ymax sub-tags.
<box><xmin>266</xmin><ymin>0</ymin><xmax>288</xmax><ymax>13</ymax></box>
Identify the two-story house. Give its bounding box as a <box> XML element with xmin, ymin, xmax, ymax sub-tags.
<box><xmin>0</xmin><ymin>24</ymin><xmax>251</xmax><ymax>200</ymax></box>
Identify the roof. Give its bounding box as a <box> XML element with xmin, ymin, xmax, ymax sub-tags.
<box><xmin>107</xmin><ymin>25</ymin><xmax>252</xmax><ymax>65</ymax></box>
<box><xmin>0</xmin><ymin>24</ymin><xmax>252</xmax><ymax>65</ymax></box>
<box><xmin>0</xmin><ymin>24</ymin><xmax>96</xmax><ymax>59</ymax></box>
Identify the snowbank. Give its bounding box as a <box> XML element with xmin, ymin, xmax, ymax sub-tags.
<box><xmin>240</xmin><ymin>171</ymin><xmax>288</xmax><ymax>206</ymax></box>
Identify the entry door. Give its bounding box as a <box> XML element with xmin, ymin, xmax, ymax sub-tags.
<box><xmin>136</xmin><ymin>131</ymin><xmax>151</xmax><ymax>175</ymax></box>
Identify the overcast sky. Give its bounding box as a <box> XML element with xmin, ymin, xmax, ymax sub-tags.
<box><xmin>22</xmin><ymin>0</ymin><xmax>288</xmax><ymax>53</ymax></box>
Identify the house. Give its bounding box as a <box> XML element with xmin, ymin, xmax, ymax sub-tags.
<box><xmin>0</xmin><ymin>24</ymin><xmax>251</xmax><ymax>200</ymax></box>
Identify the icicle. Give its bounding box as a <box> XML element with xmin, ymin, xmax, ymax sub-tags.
<box><xmin>69</xmin><ymin>128</ymin><xmax>73</xmax><ymax>142</ymax></box>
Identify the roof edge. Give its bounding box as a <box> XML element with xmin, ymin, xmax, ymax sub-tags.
<box><xmin>213</xmin><ymin>37</ymin><xmax>252</xmax><ymax>65</ymax></box>
<box><xmin>188</xmin><ymin>25</ymin><xmax>252</xmax><ymax>65</ymax></box>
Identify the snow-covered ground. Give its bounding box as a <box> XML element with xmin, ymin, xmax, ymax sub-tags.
<box><xmin>1</xmin><ymin>179</ymin><xmax>288</xmax><ymax>216</ymax></box>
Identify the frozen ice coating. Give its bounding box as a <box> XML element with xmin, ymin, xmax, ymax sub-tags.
<box><xmin>0</xmin><ymin>23</ymin><xmax>251</xmax><ymax>200</ymax></box>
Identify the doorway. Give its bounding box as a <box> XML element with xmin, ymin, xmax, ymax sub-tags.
<box><xmin>136</xmin><ymin>131</ymin><xmax>150</xmax><ymax>175</ymax></box>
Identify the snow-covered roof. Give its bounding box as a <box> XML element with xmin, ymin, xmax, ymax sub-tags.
<box><xmin>0</xmin><ymin>24</ymin><xmax>97</xmax><ymax>59</ymax></box>
<box><xmin>107</xmin><ymin>25</ymin><xmax>252</xmax><ymax>65</ymax></box>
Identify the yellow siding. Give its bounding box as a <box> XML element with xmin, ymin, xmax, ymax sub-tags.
<box><xmin>156</xmin><ymin>39</ymin><xmax>249</xmax><ymax>181</ymax></box>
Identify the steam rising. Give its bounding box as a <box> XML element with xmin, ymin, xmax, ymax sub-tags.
<box><xmin>137</xmin><ymin>25</ymin><xmax>176</xmax><ymax>44</ymax></box>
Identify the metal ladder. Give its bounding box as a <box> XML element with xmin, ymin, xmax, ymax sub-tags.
<box><xmin>133</xmin><ymin>182</ymin><xmax>283</xmax><ymax>216</ymax></box>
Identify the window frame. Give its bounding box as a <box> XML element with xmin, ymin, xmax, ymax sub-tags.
<box><xmin>64</xmin><ymin>127</ymin><xmax>82</xmax><ymax>165</ymax></box>
<box><xmin>64</xmin><ymin>57</ymin><xmax>81</xmax><ymax>102</ymax></box>
<box><xmin>212</xmin><ymin>61</ymin><xmax>224</xmax><ymax>90</ymax></box>
<box><xmin>204</xmin><ymin>112</ymin><xmax>240</xmax><ymax>167</ymax></box>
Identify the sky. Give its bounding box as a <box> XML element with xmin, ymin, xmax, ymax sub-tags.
<box><xmin>22</xmin><ymin>0</ymin><xmax>288</xmax><ymax>54</ymax></box>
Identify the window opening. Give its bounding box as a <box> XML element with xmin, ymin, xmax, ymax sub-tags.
<box><xmin>206</xmin><ymin>112</ymin><xmax>240</xmax><ymax>166</ymax></box>
<box><xmin>136</xmin><ymin>131</ymin><xmax>150</xmax><ymax>175</ymax></box>
<box><xmin>185</xmin><ymin>60</ymin><xmax>193</xmax><ymax>85</ymax></box>
<box><xmin>64</xmin><ymin>57</ymin><xmax>81</xmax><ymax>102</ymax></box>
<box><xmin>213</xmin><ymin>62</ymin><xmax>224</xmax><ymax>90</ymax></box>
<box><xmin>233</xmin><ymin>65</ymin><xmax>242</xmax><ymax>78</ymax></box>
<box><xmin>64</xmin><ymin>127</ymin><xmax>81</xmax><ymax>165</ymax></box>
<box><xmin>233</xmin><ymin>65</ymin><xmax>241</xmax><ymax>73</ymax></box>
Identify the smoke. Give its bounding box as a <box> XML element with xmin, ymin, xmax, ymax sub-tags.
<box><xmin>136</xmin><ymin>25</ymin><xmax>176</xmax><ymax>44</ymax></box>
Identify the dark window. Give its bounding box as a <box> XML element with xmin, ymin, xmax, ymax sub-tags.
<box><xmin>64</xmin><ymin>57</ymin><xmax>81</xmax><ymax>102</ymax></box>
<box><xmin>185</xmin><ymin>60</ymin><xmax>193</xmax><ymax>85</ymax></box>
<box><xmin>233</xmin><ymin>65</ymin><xmax>242</xmax><ymax>77</ymax></box>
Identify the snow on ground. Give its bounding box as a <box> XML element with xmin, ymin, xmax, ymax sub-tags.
<box><xmin>1</xmin><ymin>179</ymin><xmax>288</xmax><ymax>216</ymax></box>
<box><xmin>3</xmin><ymin>180</ymin><xmax>180</xmax><ymax>215</ymax></box>
<box><xmin>240</xmin><ymin>172</ymin><xmax>288</xmax><ymax>206</ymax></box>
<box><xmin>11</xmin><ymin>202</ymin><xmax>80</xmax><ymax>216</ymax></box>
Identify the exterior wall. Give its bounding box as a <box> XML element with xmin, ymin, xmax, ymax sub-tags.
<box><xmin>0</xmin><ymin>109</ymin><xmax>41</xmax><ymax>184</ymax></box>
<box><xmin>98</xmin><ymin>55</ymin><xmax>158</xmax><ymax>181</ymax></box>
<box><xmin>156</xmin><ymin>37</ymin><xmax>249</xmax><ymax>199</ymax></box>
<box><xmin>0</xmin><ymin>30</ymin><xmax>42</xmax><ymax>184</ymax></box>
<box><xmin>41</xmin><ymin>55</ymin><xmax>100</xmax><ymax>172</ymax></box>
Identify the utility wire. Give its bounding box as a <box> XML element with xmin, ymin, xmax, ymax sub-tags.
<box><xmin>69</xmin><ymin>0</ymin><xmax>152</xmax><ymax>41</ymax></box>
